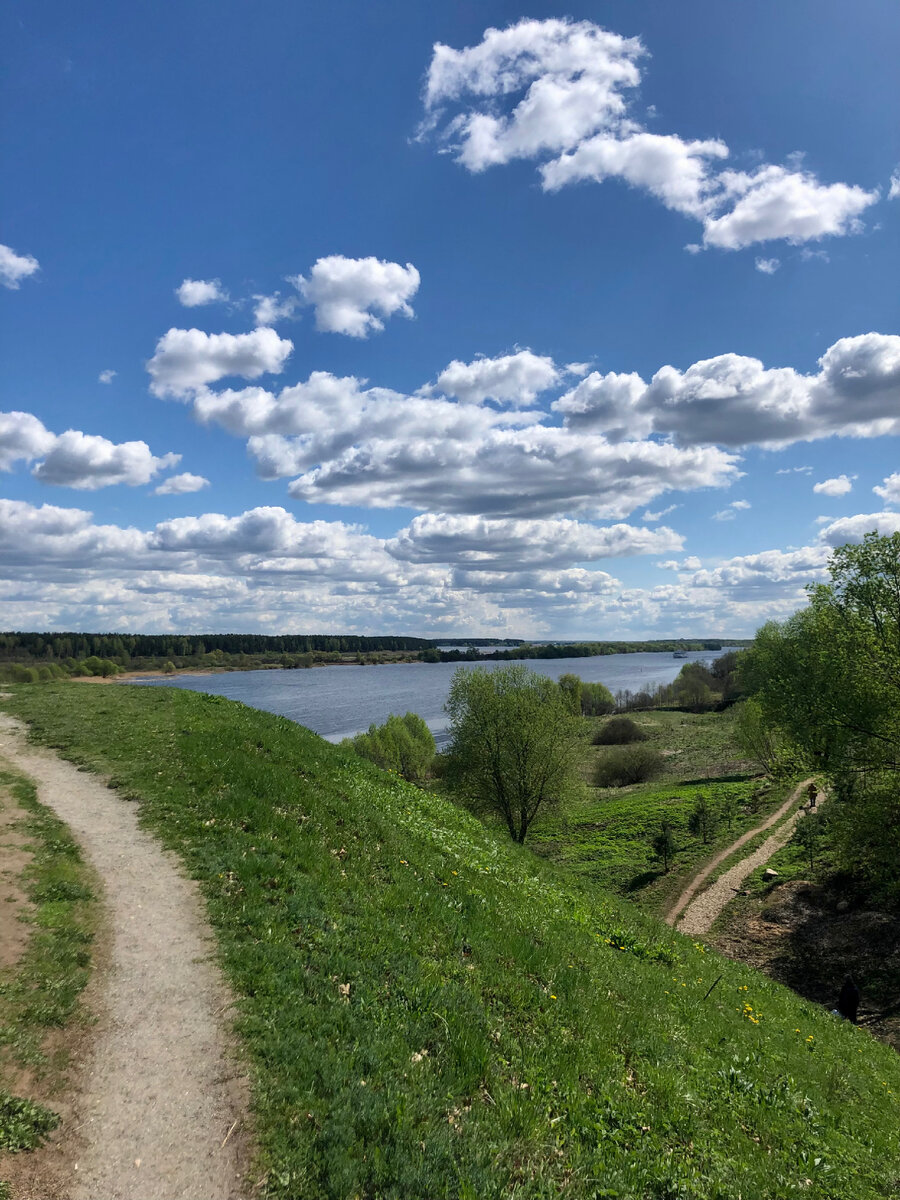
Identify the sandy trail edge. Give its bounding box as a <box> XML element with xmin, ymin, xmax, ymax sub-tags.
<box><xmin>676</xmin><ymin>781</ymin><xmax>826</xmax><ymax>938</ymax></box>
<box><xmin>0</xmin><ymin>714</ymin><xmax>250</xmax><ymax>1200</ymax></box>
<box><xmin>665</xmin><ymin>778</ymin><xmax>813</xmax><ymax>928</ymax></box>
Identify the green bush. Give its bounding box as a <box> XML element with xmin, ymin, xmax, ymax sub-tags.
<box><xmin>594</xmin><ymin>716</ymin><xmax>648</xmax><ymax>745</ymax></box>
<box><xmin>580</xmin><ymin>681</ymin><xmax>616</xmax><ymax>716</ymax></box>
<box><xmin>345</xmin><ymin>711</ymin><xmax>435</xmax><ymax>782</ymax></box>
<box><xmin>594</xmin><ymin>743</ymin><xmax>664</xmax><ymax>787</ymax></box>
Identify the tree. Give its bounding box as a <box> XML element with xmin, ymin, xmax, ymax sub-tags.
<box><xmin>444</xmin><ymin>664</ymin><xmax>585</xmax><ymax>843</ymax></box>
<box><xmin>557</xmin><ymin>673</ymin><xmax>583</xmax><ymax>715</ymax></box>
<box><xmin>580</xmin><ymin>681</ymin><xmax>616</xmax><ymax>716</ymax></box>
<box><xmin>688</xmin><ymin>793</ymin><xmax>718</xmax><ymax>844</ymax></box>
<box><xmin>346</xmin><ymin>712</ymin><xmax>435</xmax><ymax>783</ymax></box>
<box><xmin>651</xmin><ymin>821</ymin><xmax>676</xmax><ymax>872</ymax></box>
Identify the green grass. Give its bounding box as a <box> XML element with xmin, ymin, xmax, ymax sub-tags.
<box><xmin>589</xmin><ymin>707</ymin><xmax>749</xmax><ymax>783</ymax></box>
<box><xmin>2</xmin><ymin>684</ymin><xmax>900</xmax><ymax>1199</ymax></box>
<box><xmin>0</xmin><ymin>765</ymin><xmax>97</xmax><ymax>1168</ymax></box>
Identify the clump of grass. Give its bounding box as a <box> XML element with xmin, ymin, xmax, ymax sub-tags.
<box><xmin>594</xmin><ymin>716</ymin><xmax>648</xmax><ymax>745</ymax></box>
<box><xmin>3</xmin><ymin>684</ymin><xmax>900</xmax><ymax>1200</ymax></box>
<box><xmin>594</xmin><ymin>743</ymin><xmax>664</xmax><ymax>786</ymax></box>
<box><xmin>0</xmin><ymin>767</ymin><xmax>96</xmax><ymax>1172</ymax></box>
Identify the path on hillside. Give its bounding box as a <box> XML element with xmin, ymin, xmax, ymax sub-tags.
<box><xmin>675</xmin><ymin>779</ymin><xmax>825</xmax><ymax>937</ymax></box>
<box><xmin>0</xmin><ymin>714</ymin><xmax>249</xmax><ymax>1200</ymax></box>
<box><xmin>665</xmin><ymin>778</ymin><xmax>814</xmax><ymax>930</ymax></box>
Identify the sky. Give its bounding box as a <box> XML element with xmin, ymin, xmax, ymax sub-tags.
<box><xmin>1</xmin><ymin>0</ymin><xmax>898</xmax><ymax>638</ymax></box>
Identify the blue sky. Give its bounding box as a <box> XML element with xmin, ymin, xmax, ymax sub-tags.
<box><xmin>1</xmin><ymin>1</ymin><xmax>898</xmax><ymax>636</ymax></box>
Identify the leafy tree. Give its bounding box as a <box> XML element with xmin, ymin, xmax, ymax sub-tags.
<box><xmin>162</xmin><ymin>661</ymin><xmax>176</xmax><ymax>674</ymax></box>
<box><xmin>557</xmin><ymin>673</ymin><xmax>583</xmax><ymax>715</ymax></box>
<box><xmin>346</xmin><ymin>712</ymin><xmax>435</xmax><ymax>783</ymax></box>
<box><xmin>580</xmin><ymin>681</ymin><xmax>616</xmax><ymax>716</ymax></box>
<box><xmin>444</xmin><ymin>664</ymin><xmax>585</xmax><ymax>843</ymax></box>
<box><xmin>688</xmin><ymin>793</ymin><xmax>718</xmax><ymax>844</ymax></box>
<box><xmin>651</xmin><ymin>821</ymin><xmax>676</xmax><ymax>872</ymax></box>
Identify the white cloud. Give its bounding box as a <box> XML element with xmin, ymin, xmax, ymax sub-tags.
<box><xmin>98</xmin><ymin>369</ymin><xmax>117</xmax><ymax>384</ymax></box>
<box><xmin>818</xmin><ymin>512</ymin><xmax>900</xmax><ymax>546</ymax></box>
<box><xmin>643</xmin><ymin>504</ymin><xmax>679</xmax><ymax>522</ymax></box>
<box><xmin>147</xmin><ymin>327</ymin><xmax>294</xmax><ymax>398</ymax></box>
<box><xmin>553</xmin><ymin>332</ymin><xmax>900</xmax><ymax>448</ymax></box>
<box><xmin>433</xmin><ymin>350</ymin><xmax>560</xmax><ymax>406</ymax></box>
<box><xmin>386</xmin><ymin>513</ymin><xmax>682</xmax><ymax>571</ymax></box>
<box><xmin>0</xmin><ymin>410</ymin><xmax>180</xmax><ymax>489</ymax></box>
<box><xmin>290</xmin><ymin>256</ymin><xmax>420</xmax><ymax>337</ymax></box>
<box><xmin>776</xmin><ymin>465</ymin><xmax>812</xmax><ymax>474</ymax></box>
<box><xmin>252</xmin><ymin>293</ymin><xmax>300</xmax><ymax>326</ymax></box>
<box><xmin>730</xmin><ymin>499</ymin><xmax>751</xmax><ymax>509</ymax></box>
<box><xmin>658</xmin><ymin>555</ymin><xmax>702</xmax><ymax>571</ymax></box>
<box><xmin>0</xmin><ymin>244</ymin><xmax>40</xmax><ymax>289</ymax></box>
<box><xmin>154</xmin><ymin>472</ymin><xmax>210</xmax><ymax>495</ymax></box>
<box><xmin>712</xmin><ymin>509</ymin><xmax>735</xmax><ymax>521</ymax></box>
<box><xmin>873</xmin><ymin>473</ymin><xmax>900</xmax><ymax>508</ymax></box>
<box><xmin>420</xmin><ymin>18</ymin><xmax>879</xmax><ymax>251</ymax></box>
<box><xmin>175</xmin><ymin>278</ymin><xmax>229</xmax><ymax>307</ymax></box>
<box><xmin>755</xmin><ymin>257</ymin><xmax>780</xmax><ymax>274</ymax></box>
<box><xmin>888</xmin><ymin>170</ymin><xmax>900</xmax><ymax>201</ymax></box>
<box><xmin>813</xmin><ymin>474</ymin><xmax>854</xmax><ymax>496</ymax></box>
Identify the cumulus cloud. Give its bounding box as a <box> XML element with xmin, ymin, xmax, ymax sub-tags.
<box><xmin>0</xmin><ymin>243</ymin><xmax>40</xmax><ymax>289</ymax></box>
<box><xmin>420</xmin><ymin>18</ymin><xmax>879</xmax><ymax>251</ymax></box>
<box><xmin>552</xmin><ymin>332</ymin><xmax>900</xmax><ymax>448</ymax></box>
<box><xmin>147</xmin><ymin>327</ymin><xmax>294</xmax><ymax>398</ymax></box>
<box><xmin>0</xmin><ymin>410</ymin><xmax>180</xmax><ymax>489</ymax></box>
<box><xmin>433</xmin><ymin>350</ymin><xmax>560</xmax><ymax>406</ymax></box>
<box><xmin>888</xmin><ymin>170</ymin><xmax>900</xmax><ymax>201</ymax></box>
<box><xmin>252</xmin><ymin>293</ymin><xmax>300</xmax><ymax>326</ymax></box>
<box><xmin>873</xmin><ymin>473</ymin><xmax>900</xmax><ymax>508</ymax></box>
<box><xmin>818</xmin><ymin>512</ymin><xmax>900</xmax><ymax>546</ymax></box>
<box><xmin>98</xmin><ymin>369</ymin><xmax>117</xmax><ymax>384</ymax></box>
<box><xmin>154</xmin><ymin>472</ymin><xmax>210</xmax><ymax>495</ymax></box>
<box><xmin>175</xmin><ymin>278</ymin><xmax>229</xmax><ymax>307</ymax></box>
<box><xmin>290</xmin><ymin>256</ymin><xmax>420</xmax><ymax>337</ymax></box>
<box><xmin>813</xmin><ymin>474</ymin><xmax>854</xmax><ymax>496</ymax></box>
<box><xmin>387</xmin><ymin>513</ymin><xmax>682</xmax><ymax>571</ymax></box>
<box><xmin>755</xmin><ymin>257</ymin><xmax>780</xmax><ymax>274</ymax></box>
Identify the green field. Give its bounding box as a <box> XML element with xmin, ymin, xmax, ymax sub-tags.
<box><xmin>3</xmin><ymin>684</ymin><xmax>900</xmax><ymax>1199</ymax></box>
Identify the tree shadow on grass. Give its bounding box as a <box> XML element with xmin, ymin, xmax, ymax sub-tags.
<box><xmin>626</xmin><ymin>868</ymin><xmax>664</xmax><ymax>892</ymax></box>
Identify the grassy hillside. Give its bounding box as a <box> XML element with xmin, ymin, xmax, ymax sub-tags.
<box><xmin>3</xmin><ymin>684</ymin><xmax>900</xmax><ymax>1199</ymax></box>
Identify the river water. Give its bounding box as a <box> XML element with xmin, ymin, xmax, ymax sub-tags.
<box><xmin>134</xmin><ymin>649</ymin><xmax>734</xmax><ymax>745</ymax></box>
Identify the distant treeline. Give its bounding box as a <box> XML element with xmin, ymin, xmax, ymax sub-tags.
<box><xmin>427</xmin><ymin>639</ymin><xmax>750</xmax><ymax>663</ymax></box>
<box><xmin>0</xmin><ymin>632</ymin><xmax>434</xmax><ymax>662</ymax></box>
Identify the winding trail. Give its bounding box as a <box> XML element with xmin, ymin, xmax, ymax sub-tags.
<box><xmin>0</xmin><ymin>714</ymin><xmax>249</xmax><ymax>1200</ymax></box>
<box><xmin>665</xmin><ymin>778</ymin><xmax>814</xmax><ymax>933</ymax></box>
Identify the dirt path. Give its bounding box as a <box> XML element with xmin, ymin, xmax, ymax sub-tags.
<box><xmin>675</xmin><ymin>780</ymin><xmax>825</xmax><ymax>938</ymax></box>
<box><xmin>665</xmin><ymin>778</ymin><xmax>813</xmax><ymax>929</ymax></box>
<box><xmin>0</xmin><ymin>714</ymin><xmax>249</xmax><ymax>1200</ymax></box>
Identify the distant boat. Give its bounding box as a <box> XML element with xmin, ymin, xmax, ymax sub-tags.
<box><xmin>673</xmin><ymin>650</ymin><xmax>688</xmax><ymax>659</ymax></box>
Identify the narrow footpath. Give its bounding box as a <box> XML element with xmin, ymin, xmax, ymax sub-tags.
<box><xmin>0</xmin><ymin>714</ymin><xmax>249</xmax><ymax>1200</ymax></box>
<box><xmin>665</xmin><ymin>778</ymin><xmax>813</xmax><ymax>931</ymax></box>
<box><xmin>674</xmin><ymin>778</ymin><xmax>823</xmax><ymax>938</ymax></box>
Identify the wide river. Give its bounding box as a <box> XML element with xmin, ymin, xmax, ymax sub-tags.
<box><xmin>134</xmin><ymin>649</ymin><xmax>736</xmax><ymax>745</ymax></box>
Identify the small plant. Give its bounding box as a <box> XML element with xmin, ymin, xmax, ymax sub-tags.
<box><xmin>0</xmin><ymin>1092</ymin><xmax>61</xmax><ymax>1152</ymax></box>
<box><xmin>594</xmin><ymin>716</ymin><xmax>648</xmax><ymax>745</ymax></box>
<box><xmin>594</xmin><ymin>744</ymin><xmax>664</xmax><ymax>787</ymax></box>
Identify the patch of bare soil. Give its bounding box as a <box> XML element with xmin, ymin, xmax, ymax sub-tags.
<box><xmin>0</xmin><ymin>715</ymin><xmax>251</xmax><ymax>1200</ymax></box>
<box><xmin>714</xmin><ymin>879</ymin><xmax>900</xmax><ymax>1052</ymax></box>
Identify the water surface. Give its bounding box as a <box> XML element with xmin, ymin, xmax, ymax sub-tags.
<box><xmin>135</xmin><ymin>649</ymin><xmax>733</xmax><ymax>745</ymax></box>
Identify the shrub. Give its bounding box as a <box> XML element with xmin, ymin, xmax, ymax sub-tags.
<box><xmin>594</xmin><ymin>716</ymin><xmax>648</xmax><ymax>745</ymax></box>
<box><xmin>688</xmin><ymin>793</ymin><xmax>718</xmax><ymax>843</ymax></box>
<box><xmin>580</xmin><ymin>681</ymin><xmax>616</xmax><ymax>716</ymax></box>
<box><xmin>594</xmin><ymin>744</ymin><xmax>664</xmax><ymax>787</ymax></box>
<box><xmin>345</xmin><ymin>712</ymin><xmax>436</xmax><ymax>783</ymax></box>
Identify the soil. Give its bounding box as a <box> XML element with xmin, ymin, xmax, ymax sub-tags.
<box><xmin>714</xmin><ymin>879</ymin><xmax>900</xmax><ymax>1052</ymax></box>
<box><xmin>0</xmin><ymin>786</ymin><xmax>33</xmax><ymax>969</ymax></box>
<box><xmin>0</xmin><ymin>715</ymin><xmax>251</xmax><ymax>1200</ymax></box>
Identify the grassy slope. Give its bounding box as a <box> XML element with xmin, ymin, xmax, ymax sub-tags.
<box><xmin>3</xmin><ymin>685</ymin><xmax>900</xmax><ymax>1200</ymax></box>
<box><xmin>532</xmin><ymin>709</ymin><xmax>792</xmax><ymax>914</ymax></box>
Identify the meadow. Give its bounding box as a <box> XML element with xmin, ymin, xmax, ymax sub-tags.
<box><xmin>2</xmin><ymin>684</ymin><xmax>899</xmax><ymax>1199</ymax></box>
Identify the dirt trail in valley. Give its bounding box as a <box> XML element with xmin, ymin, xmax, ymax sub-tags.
<box><xmin>0</xmin><ymin>713</ymin><xmax>250</xmax><ymax>1200</ymax></box>
<box><xmin>673</xmin><ymin>779</ymin><xmax>825</xmax><ymax>938</ymax></box>
<box><xmin>665</xmin><ymin>778</ymin><xmax>814</xmax><ymax>931</ymax></box>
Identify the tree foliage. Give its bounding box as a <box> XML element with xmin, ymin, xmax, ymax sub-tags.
<box><xmin>345</xmin><ymin>712</ymin><xmax>436</xmax><ymax>783</ymax></box>
<box><xmin>444</xmin><ymin>664</ymin><xmax>585</xmax><ymax>843</ymax></box>
<box><xmin>742</xmin><ymin>532</ymin><xmax>900</xmax><ymax>899</ymax></box>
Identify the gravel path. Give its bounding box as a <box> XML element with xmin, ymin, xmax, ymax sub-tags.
<box><xmin>664</xmin><ymin>778</ymin><xmax>812</xmax><ymax>929</ymax></box>
<box><xmin>0</xmin><ymin>714</ymin><xmax>249</xmax><ymax>1200</ymax></box>
<box><xmin>676</xmin><ymin>779</ymin><xmax>823</xmax><ymax>938</ymax></box>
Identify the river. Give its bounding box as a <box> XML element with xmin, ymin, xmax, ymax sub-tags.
<box><xmin>134</xmin><ymin>649</ymin><xmax>735</xmax><ymax>745</ymax></box>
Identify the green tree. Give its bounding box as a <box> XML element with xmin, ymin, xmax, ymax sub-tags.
<box><xmin>580</xmin><ymin>681</ymin><xmax>615</xmax><ymax>716</ymax></box>
<box><xmin>651</xmin><ymin>821</ymin><xmax>676</xmax><ymax>872</ymax></box>
<box><xmin>346</xmin><ymin>712</ymin><xmax>435</xmax><ymax>783</ymax></box>
<box><xmin>445</xmin><ymin>664</ymin><xmax>585</xmax><ymax>843</ymax></box>
<box><xmin>688</xmin><ymin>793</ymin><xmax>718</xmax><ymax>844</ymax></box>
<box><xmin>557</xmin><ymin>673</ymin><xmax>583</xmax><ymax>715</ymax></box>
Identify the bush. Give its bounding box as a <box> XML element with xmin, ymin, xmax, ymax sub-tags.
<box><xmin>580</xmin><ymin>681</ymin><xmax>616</xmax><ymax>716</ymax></box>
<box><xmin>594</xmin><ymin>716</ymin><xmax>648</xmax><ymax>745</ymax></box>
<box><xmin>594</xmin><ymin>744</ymin><xmax>664</xmax><ymax>787</ymax></box>
<box><xmin>345</xmin><ymin>712</ymin><xmax>436</xmax><ymax>783</ymax></box>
